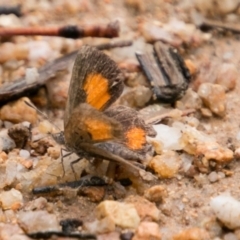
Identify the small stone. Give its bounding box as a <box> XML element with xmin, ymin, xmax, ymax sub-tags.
<box><xmin>79</xmin><ymin>187</ymin><xmax>105</xmax><ymax>202</ymax></box>
<box><xmin>172</xmin><ymin>227</ymin><xmax>210</xmax><ymax>240</ymax></box>
<box><xmin>96</xmin><ymin>200</ymin><xmax>140</xmax><ymax>229</ymax></box>
<box><xmin>234</xmin><ymin>147</ymin><xmax>240</xmax><ymax>159</ymax></box>
<box><xmin>124</xmin><ymin>0</ymin><xmax>145</xmax><ymax>13</ymax></box>
<box><xmin>17</xmin><ymin>210</ymin><xmax>60</xmax><ymax>233</ymax></box>
<box><xmin>144</xmin><ymin>185</ymin><xmax>167</xmax><ymax>203</ymax></box>
<box><xmin>120</xmin><ymin>231</ymin><xmax>134</xmax><ymax>240</ymax></box>
<box><xmin>0</xmin><ymin>223</ymin><xmax>29</xmax><ymax>240</ymax></box>
<box><xmin>17</xmin><ymin>156</ymin><xmax>33</xmax><ymax>169</ymax></box>
<box><xmin>150</xmin><ymin>125</ymin><xmax>182</xmax><ymax>151</ymax></box>
<box><xmin>223</xmin><ymin>233</ymin><xmax>238</xmax><ymax>240</ymax></box>
<box><xmin>210</xmin><ymin>195</ymin><xmax>240</xmax><ymax>229</ymax></box>
<box><xmin>118</xmin><ymin>85</ymin><xmax>152</xmax><ymax>108</ymax></box>
<box><xmin>0</xmin><ymin>129</ymin><xmax>16</xmax><ymax>152</ymax></box>
<box><xmin>185</xmin><ymin>59</ymin><xmax>197</xmax><ymax>76</ymax></box>
<box><xmin>196</xmin><ymin>142</ymin><xmax>233</xmax><ymax>164</ymax></box>
<box><xmin>47</xmin><ymin>146</ymin><xmax>60</xmax><ymax>159</ymax></box>
<box><xmin>216</xmin><ymin>63</ymin><xmax>237</xmax><ymax>91</ymax></box>
<box><xmin>132</xmin><ymin>221</ymin><xmax>162</xmax><ymax>240</ymax></box>
<box><xmin>0</xmin><ymin>97</ymin><xmax>37</xmax><ymax>124</ymax></box>
<box><xmin>25</xmin><ymin>67</ymin><xmax>39</xmax><ymax>84</ymax></box>
<box><xmin>176</xmin><ymin>88</ymin><xmax>202</xmax><ymax>110</ymax></box>
<box><xmin>148</xmin><ymin>151</ymin><xmax>181</xmax><ymax>178</ymax></box>
<box><xmin>200</xmin><ymin>108</ymin><xmax>213</xmax><ymax>117</ymax></box>
<box><xmin>46</xmin><ymin>73</ymin><xmax>69</xmax><ymax>108</ymax></box>
<box><xmin>0</xmin><ymin>151</ymin><xmax>8</xmax><ymax>162</ymax></box>
<box><xmin>84</xmin><ymin>216</ymin><xmax>115</xmax><ymax>234</ymax></box>
<box><xmin>19</xmin><ymin>150</ymin><xmax>30</xmax><ymax>159</ymax></box>
<box><xmin>198</xmin><ymin>83</ymin><xmax>226</xmax><ymax>117</ymax></box>
<box><xmin>98</xmin><ymin>232</ymin><xmax>120</xmax><ymax>240</ymax></box>
<box><xmin>25</xmin><ymin>197</ymin><xmax>48</xmax><ymax>211</ymax></box>
<box><xmin>0</xmin><ymin>188</ymin><xmax>23</xmax><ymax>210</ymax></box>
<box><xmin>208</xmin><ymin>171</ymin><xmax>218</xmax><ymax>183</ymax></box>
<box><xmin>125</xmin><ymin>195</ymin><xmax>160</xmax><ymax>221</ymax></box>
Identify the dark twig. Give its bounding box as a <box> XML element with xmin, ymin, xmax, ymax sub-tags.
<box><xmin>199</xmin><ymin>18</ymin><xmax>240</xmax><ymax>34</ymax></box>
<box><xmin>32</xmin><ymin>176</ymin><xmax>107</xmax><ymax>194</ymax></box>
<box><xmin>0</xmin><ymin>21</ymin><xmax>119</xmax><ymax>39</ymax></box>
<box><xmin>0</xmin><ymin>5</ymin><xmax>22</xmax><ymax>17</ymax></box>
<box><xmin>27</xmin><ymin>231</ymin><xmax>96</xmax><ymax>239</ymax></box>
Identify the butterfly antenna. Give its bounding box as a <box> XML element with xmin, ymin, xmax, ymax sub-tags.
<box><xmin>24</xmin><ymin>100</ymin><xmax>61</xmax><ymax>131</ymax></box>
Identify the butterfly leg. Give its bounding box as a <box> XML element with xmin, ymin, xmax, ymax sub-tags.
<box><xmin>70</xmin><ymin>157</ymin><xmax>82</xmax><ymax>180</ymax></box>
<box><xmin>61</xmin><ymin>148</ymin><xmax>74</xmax><ymax>177</ymax></box>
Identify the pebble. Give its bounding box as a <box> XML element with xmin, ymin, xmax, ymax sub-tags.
<box><xmin>28</xmin><ymin>41</ymin><xmax>55</xmax><ymax>62</ymax></box>
<box><xmin>46</xmin><ymin>73</ymin><xmax>69</xmax><ymax>108</ymax></box>
<box><xmin>17</xmin><ymin>210</ymin><xmax>61</xmax><ymax>233</ymax></box>
<box><xmin>208</xmin><ymin>171</ymin><xmax>218</xmax><ymax>183</ymax></box>
<box><xmin>8</xmin><ymin>122</ymin><xmax>31</xmax><ymax>148</ymax></box>
<box><xmin>176</xmin><ymin>88</ymin><xmax>202</xmax><ymax>110</ymax></box>
<box><xmin>223</xmin><ymin>233</ymin><xmax>238</xmax><ymax>240</ymax></box>
<box><xmin>194</xmin><ymin>0</ymin><xmax>239</xmax><ymax>16</ymax></box>
<box><xmin>132</xmin><ymin>221</ymin><xmax>162</xmax><ymax>240</ymax></box>
<box><xmin>141</xmin><ymin>21</ymin><xmax>181</xmax><ymax>46</ymax></box>
<box><xmin>196</xmin><ymin>142</ymin><xmax>233</xmax><ymax>164</ymax></box>
<box><xmin>0</xmin><ymin>188</ymin><xmax>23</xmax><ymax>210</ymax></box>
<box><xmin>0</xmin><ymin>223</ymin><xmax>30</xmax><ymax>240</ymax></box>
<box><xmin>0</xmin><ymin>129</ymin><xmax>16</xmax><ymax>152</ymax></box>
<box><xmin>178</xmin><ymin>122</ymin><xmax>233</xmax><ymax>165</ymax></box>
<box><xmin>124</xmin><ymin>195</ymin><xmax>160</xmax><ymax>221</ymax></box>
<box><xmin>24</xmin><ymin>197</ymin><xmax>48</xmax><ymax>211</ymax></box>
<box><xmin>119</xmin><ymin>85</ymin><xmax>152</xmax><ymax>108</ymax></box>
<box><xmin>144</xmin><ymin>185</ymin><xmax>167</xmax><ymax>203</ymax></box>
<box><xmin>25</xmin><ymin>67</ymin><xmax>39</xmax><ymax>84</ymax></box>
<box><xmin>150</xmin><ymin>124</ymin><xmax>182</xmax><ymax>151</ymax></box>
<box><xmin>96</xmin><ymin>200</ymin><xmax>140</xmax><ymax>229</ymax></box>
<box><xmin>0</xmin><ymin>97</ymin><xmax>37</xmax><ymax>124</ymax></box>
<box><xmin>19</xmin><ymin>150</ymin><xmax>30</xmax><ymax>159</ymax></box>
<box><xmin>0</xmin><ymin>42</ymin><xmax>29</xmax><ymax>64</ymax></box>
<box><xmin>98</xmin><ymin>231</ymin><xmax>120</xmax><ymax>240</ymax></box>
<box><xmin>148</xmin><ymin>151</ymin><xmax>181</xmax><ymax>178</ymax></box>
<box><xmin>200</xmin><ymin>108</ymin><xmax>213</xmax><ymax>118</ymax></box>
<box><xmin>84</xmin><ymin>216</ymin><xmax>115</xmax><ymax>234</ymax></box>
<box><xmin>0</xmin><ymin>151</ymin><xmax>8</xmax><ymax>162</ymax></box>
<box><xmin>210</xmin><ymin>195</ymin><xmax>240</xmax><ymax>229</ymax></box>
<box><xmin>234</xmin><ymin>147</ymin><xmax>240</xmax><ymax>159</ymax></box>
<box><xmin>79</xmin><ymin>187</ymin><xmax>105</xmax><ymax>202</ymax></box>
<box><xmin>172</xmin><ymin>227</ymin><xmax>210</xmax><ymax>240</ymax></box>
<box><xmin>197</xmin><ymin>83</ymin><xmax>226</xmax><ymax>117</ymax></box>
<box><xmin>0</xmin><ymin>14</ymin><xmax>22</xmax><ymax>27</ymax></box>
<box><xmin>185</xmin><ymin>59</ymin><xmax>197</xmax><ymax>76</ymax></box>
<box><xmin>216</xmin><ymin>63</ymin><xmax>237</xmax><ymax>91</ymax></box>
<box><xmin>47</xmin><ymin>146</ymin><xmax>61</xmax><ymax>159</ymax></box>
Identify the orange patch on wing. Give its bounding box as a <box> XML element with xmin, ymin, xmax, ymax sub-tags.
<box><xmin>83</xmin><ymin>73</ymin><xmax>110</xmax><ymax>110</ymax></box>
<box><xmin>125</xmin><ymin>127</ymin><xmax>146</xmax><ymax>150</ymax></box>
<box><xmin>84</xmin><ymin>118</ymin><xmax>114</xmax><ymax>141</ymax></box>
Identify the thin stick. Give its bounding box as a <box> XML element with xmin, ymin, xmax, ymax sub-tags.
<box><xmin>199</xmin><ymin>19</ymin><xmax>240</xmax><ymax>34</ymax></box>
<box><xmin>0</xmin><ymin>21</ymin><xmax>119</xmax><ymax>39</ymax></box>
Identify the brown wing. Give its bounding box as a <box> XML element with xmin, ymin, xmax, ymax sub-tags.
<box><xmin>64</xmin><ymin>46</ymin><xmax>124</xmax><ymax>126</ymax></box>
<box><xmin>103</xmin><ymin>105</ymin><xmax>156</xmax><ymax>159</ymax></box>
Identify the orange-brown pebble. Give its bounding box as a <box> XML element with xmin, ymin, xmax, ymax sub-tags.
<box><xmin>47</xmin><ymin>146</ymin><xmax>60</xmax><ymax>159</ymax></box>
<box><xmin>125</xmin><ymin>195</ymin><xmax>160</xmax><ymax>221</ymax></box>
<box><xmin>132</xmin><ymin>221</ymin><xmax>162</xmax><ymax>240</ymax></box>
<box><xmin>144</xmin><ymin>185</ymin><xmax>167</xmax><ymax>203</ymax></box>
<box><xmin>185</xmin><ymin>59</ymin><xmax>197</xmax><ymax>76</ymax></box>
<box><xmin>0</xmin><ymin>97</ymin><xmax>37</xmax><ymax>124</ymax></box>
<box><xmin>0</xmin><ymin>151</ymin><xmax>8</xmax><ymax>162</ymax></box>
<box><xmin>172</xmin><ymin>227</ymin><xmax>210</xmax><ymax>240</ymax></box>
